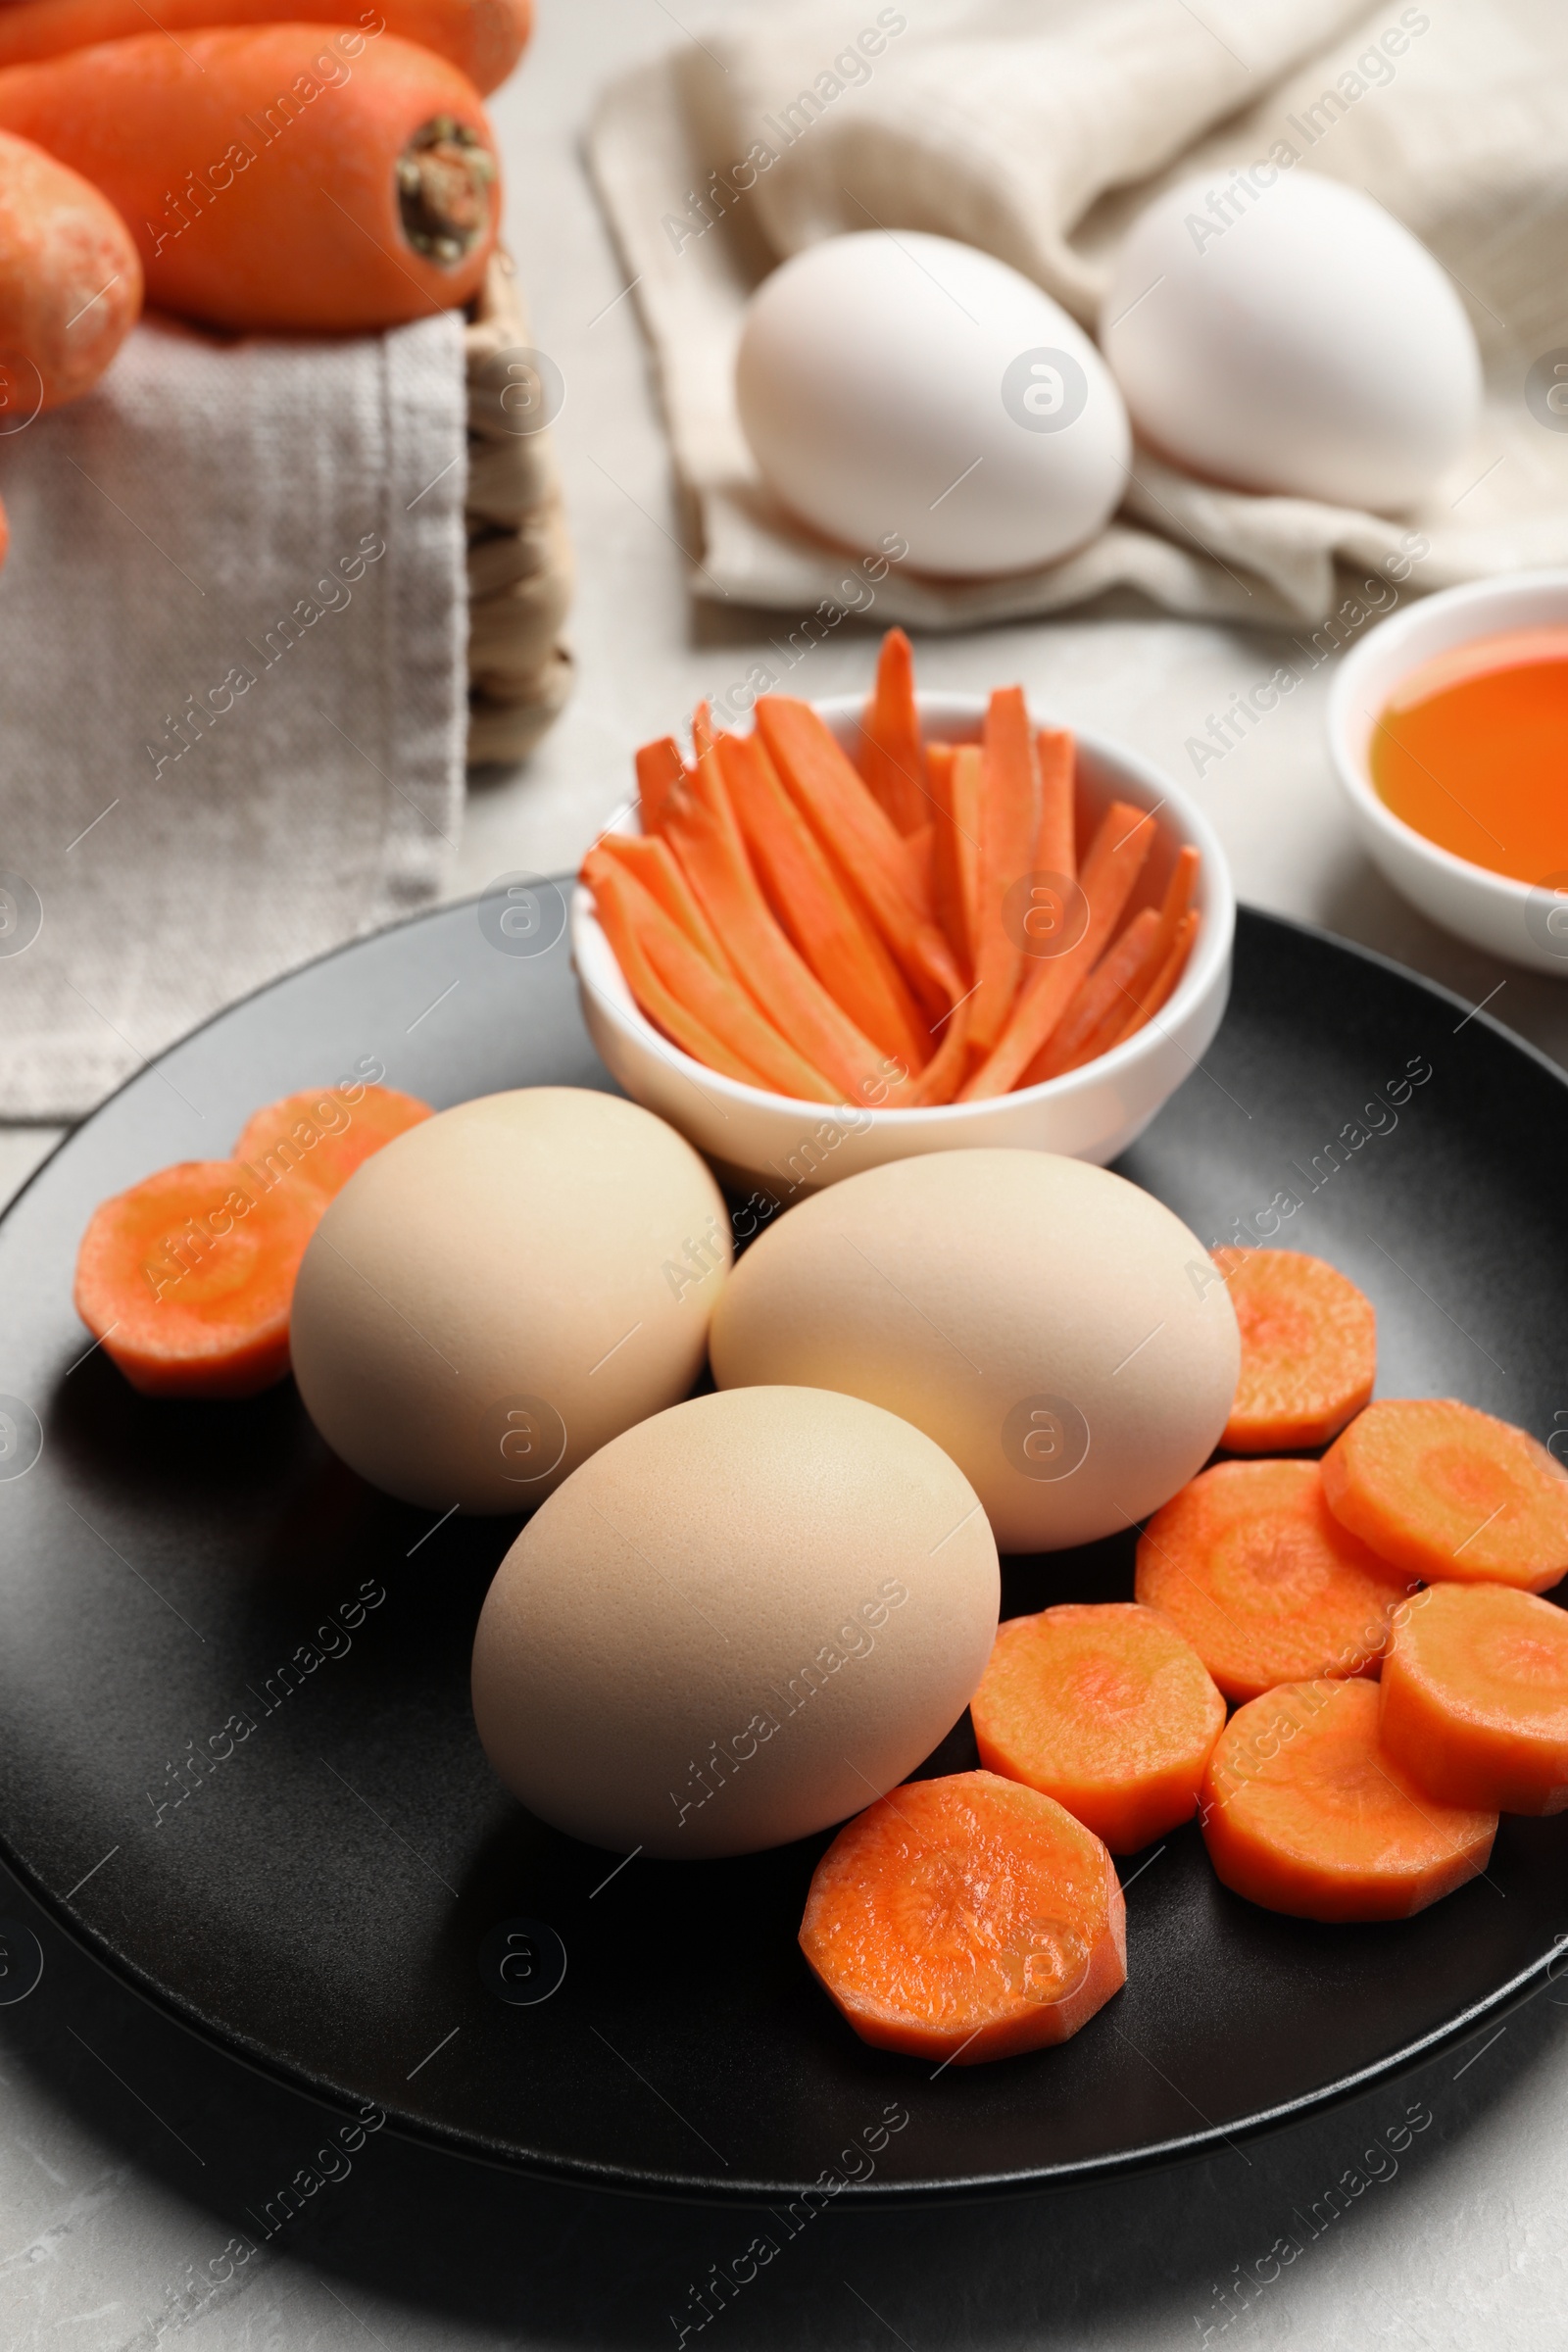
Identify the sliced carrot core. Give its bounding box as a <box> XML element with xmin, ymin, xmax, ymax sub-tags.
<box><xmin>1213</xmin><ymin>1247</ymin><xmax>1376</xmax><ymax>1452</ymax></box>
<box><xmin>1381</xmin><ymin>1581</ymin><xmax>1568</xmax><ymax>1814</ymax></box>
<box><xmin>1322</xmin><ymin>1396</ymin><xmax>1568</xmax><ymax>1592</ymax></box>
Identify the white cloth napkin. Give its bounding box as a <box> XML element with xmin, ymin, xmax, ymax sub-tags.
<box><xmin>0</xmin><ymin>309</ymin><xmax>466</xmax><ymax>1120</ymax></box>
<box><xmin>590</xmin><ymin>0</ymin><xmax>1568</xmax><ymax>629</ymax></box>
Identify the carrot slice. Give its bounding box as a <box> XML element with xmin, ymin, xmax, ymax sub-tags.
<box><xmin>1213</xmin><ymin>1248</ymin><xmax>1376</xmax><ymax>1453</ymax></box>
<box><xmin>583</xmin><ymin>851</ymin><xmax>835</xmax><ymax>1101</ymax></box>
<box><xmin>1108</xmin><ymin>906</ymin><xmax>1200</xmax><ymax>1050</ymax></box>
<box><xmin>232</xmin><ymin>1085</ymin><xmax>432</xmax><ymax>1205</ymax></box>
<box><xmin>1322</xmin><ymin>1397</ymin><xmax>1568</xmax><ymax>1593</ymax></box>
<box><xmin>595</xmin><ymin>832</ymin><xmax>734</xmax><ymax>977</ymax></box>
<box><xmin>663</xmin><ymin>751</ymin><xmax>888</xmax><ymax>1100</ymax></box>
<box><xmin>717</xmin><ymin>731</ymin><xmax>927</xmax><ymax>1070</ymax></box>
<box><xmin>967</xmin><ymin>687</ymin><xmax>1039</xmax><ymax>1055</ymax></box>
<box><xmin>634</xmin><ymin>736</ymin><xmax>685</xmax><ymax>835</ymax></box>
<box><xmin>1030</xmin><ymin>906</ymin><xmax>1161</xmax><ymax>1083</ymax></box>
<box><xmin>754</xmin><ymin>697</ymin><xmax>961</xmax><ymax>1017</ymax></box>
<box><xmin>1201</xmin><ymin>1677</ymin><xmax>1496</xmax><ymax>1922</ymax></box>
<box><xmin>1381</xmin><ymin>1582</ymin><xmax>1568</xmax><ymax>1815</ymax></box>
<box><xmin>971</xmin><ymin>1602</ymin><xmax>1226</xmax><ymax>1853</ymax></box>
<box><xmin>1136</xmin><ymin>1458</ymin><xmax>1416</xmax><ymax>1703</ymax></box>
<box><xmin>74</xmin><ymin>1158</ymin><xmax>324</xmax><ymax>1398</ymax></box>
<box><xmin>799</xmin><ymin>1770</ymin><xmax>1126</xmax><ymax>2064</ymax></box>
<box><xmin>959</xmin><ymin>800</ymin><xmax>1155</xmax><ymax>1102</ymax></box>
<box><xmin>858</xmin><ymin>626</ymin><xmax>928</xmax><ymax>834</ymax></box>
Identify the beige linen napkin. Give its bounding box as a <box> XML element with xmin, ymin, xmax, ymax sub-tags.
<box><xmin>0</xmin><ymin>309</ymin><xmax>466</xmax><ymax>1120</ymax></box>
<box><xmin>590</xmin><ymin>0</ymin><xmax>1568</xmax><ymax>628</ymax></box>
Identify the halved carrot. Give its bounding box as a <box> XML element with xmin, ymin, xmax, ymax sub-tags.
<box><xmin>1322</xmin><ymin>1398</ymin><xmax>1568</xmax><ymax>1593</ymax></box>
<box><xmin>232</xmin><ymin>1085</ymin><xmax>431</xmax><ymax>1204</ymax></box>
<box><xmin>595</xmin><ymin>832</ymin><xmax>734</xmax><ymax>978</ymax></box>
<box><xmin>717</xmin><ymin>731</ymin><xmax>927</xmax><ymax>1070</ymax></box>
<box><xmin>1136</xmin><ymin>1459</ymin><xmax>1416</xmax><ymax>1703</ymax></box>
<box><xmin>858</xmin><ymin>626</ymin><xmax>927</xmax><ymax>834</ymax></box>
<box><xmin>1381</xmin><ymin>1582</ymin><xmax>1568</xmax><ymax>1815</ymax></box>
<box><xmin>1107</xmin><ymin>906</ymin><xmax>1200</xmax><ymax>1050</ymax></box>
<box><xmin>663</xmin><ymin>751</ymin><xmax>889</xmax><ymax>1100</ymax></box>
<box><xmin>634</xmin><ymin>737</ymin><xmax>685</xmax><ymax>835</ymax></box>
<box><xmin>799</xmin><ymin>1770</ymin><xmax>1126</xmax><ymax>2064</ymax></box>
<box><xmin>1213</xmin><ymin>1248</ymin><xmax>1376</xmax><ymax>1453</ymax></box>
<box><xmin>1029</xmin><ymin>906</ymin><xmax>1161</xmax><ymax>1083</ymax></box>
<box><xmin>0</xmin><ymin>0</ymin><xmax>533</xmax><ymax>96</ymax></box>
<box><xmin>583</xmin><ymin>851</ymin><xmax>834</xmax><ymax>1101</ymax></box>
<box><xmin>959</xmin><ymin>800</ymin><xmax>1154</xmax><ymax>1102</ymax></box>
<box><xmin>971</xmin><ymin>1602</ymin><xmax>1226</xmax><ymax>1853</ymax></box>
<box><xmin>967</xmin><ymin>687</ymin><xmax>1039</xmax><ymax>1055</ymax></box>
<box><xmin>74</xmin><ymin>1158</ymin><xmax>325</xmax><ymax>1398</ymax></box>
<box><xmin>0</xmin><ymin>29</ymin><xmax>500</xmax><ymax>333</ymax></box>
<box><xmin>1201</xmin><ymin>1677</ymin><xmax>1496</xmax><ymax>1922</ymax></box>
<box><xmin>754</xmin><ymin>697</ymin><xmax>961</xmax><ymax>1016</ymax></box>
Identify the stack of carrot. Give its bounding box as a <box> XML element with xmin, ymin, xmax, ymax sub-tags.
<box><xmin>584</xmin><ymin>629</ymin><xmax>1200</xmax><ymax>1109</ymax></box>
<box><xmin>800</xmin><ymin>1247</ymin><xmax>1568</xmax><ymax>2067</ymax></box>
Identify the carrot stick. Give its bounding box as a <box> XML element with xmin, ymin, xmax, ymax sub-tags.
<box><xmin>755</xmin><ymin>696</ymin><xmax>961</xmax><ymax>1018</ymax></box>
<box><xmin>1380</xmin><ymin>1582</ymin><xmax>1568</xmax><ymax>1816</ymax></box>
<box><xmin>857</xmin><ymin>626</ymin><xmax>927</xmax><ymax>834</ymax></box>
<box><xmin>1321</xmin><ymin>1398</ymin><xmax>1568</xmax><ymax>1593</ymax></box>
<box><xmin>1108</xmin><ymin>907</ymin><xmax>1199</xmax><ymax>1048</ymax></box>
<box><xmin>1030</xmin><ymin>907</ymin><xmax>1161</xmax><ymax>1083</ymax></box>
<box><xmin>74</xmin><ymin>1159</ymin><xmax>325</xmax><ymax>1398</ymax></box>
<box><xmin>634</xmin><ymin>736</ymin><xmax>685</xmax><ymax>835</ymax></box>
<box><xmin>901</xmin><ymin>998</ymin><xmax>972</xmax><ymax>1105</ymax></box>
<box><xmin>663</xmin><ymin>751</ymin><xmax>890</xmax><ymax>1101</ymax></box>
<box><xmin>799</xmin><ymin>1770</ymin><xmax>1127</xmax><ymax>2064</ymax></box>
<box><xmin>594</xmin><ymin>832</ymin><xmax>735</xmax><ymax>978</ymax></box>
<box><xmin>716</xmin><ymin>732</ymin><xmax>928</xmax><ymax>1071</ymax></box>
<box><xmin>972</xmin><ymin>1601</ymin><xmax>1226</xmax><ymax>1854</ymax></box>
<box><xmin>691</xmin><ymin>700</ymin><xmax>716</xmax><ymax>763</ymax></box>
<box><xmin>1035</xmin><ymin>729</ymin><xmax>1076</xmax><ymax>885</ymax></box>
<box><xmin>959</xmin><ymin>800</ymin><xmax>1155</xmax><ymax>1102</ymax></box>
<box><xmin>584</xmin><ymin>851</ymin><xmax>835</xmax><ymax>1101</ymax></box>
<box><xmin>1136</xmin><ymin>1458</ymin><xmax>1416</xmax><ymax>1703</ymax></box>
<box><xmin>1201</xmin><ymin>1678</ymin><xmax>1496</xmax><ymax>1922</ymax></box>
<box><xmin>967</xmin><ymin>687</ymin><xmax>1039</xmax><ymax>1055</ymax></box>
<box><xmin>926</xmin><ymin>742</ymin><xmax>966</xmax><ymax>971</ymax></box>
<box><xmin>231</xmin><ymin>1086</ymin><xmax>432</xmax><ymax>1205</ymax></box>
<box><xmin>1212</xmin><ymin>1248</ymin><xmax>1376</xmax><ymax>1453</ymax></box>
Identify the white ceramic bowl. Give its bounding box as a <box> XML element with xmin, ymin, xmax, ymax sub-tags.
<box><xmin>571</xmin><ymin>692</ymin><xmax>1235</xmax><ymax>1194</ymax></box>
<box><xmin>1327</xmin><ymin>570</ymin><xmax>1568</xmax><ymax>973</ymax></box>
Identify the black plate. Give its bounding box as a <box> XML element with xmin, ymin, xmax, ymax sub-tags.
<box><xmin>1</xmin><ymin>896</ymin><xmax>1565</xmax><ymax>2203</ymax></box>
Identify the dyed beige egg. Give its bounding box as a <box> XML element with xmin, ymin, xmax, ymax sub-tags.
<box><xmin>290</xmin><ymin>1087</ymin><xmax>728</xmax><ymax>1511</ymax></box>
<box><xmin>470</xmin><ymin>1386</ymin><xmax>1000</xmax><ymax>1857</ymax></box>
<box><xmin>710</xmin><ymin>1150</ymin><xmax>1239</xmax><ymax>1552</ymax></box>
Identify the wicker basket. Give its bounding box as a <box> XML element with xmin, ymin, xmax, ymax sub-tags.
<box><xmin>463</xmin><ymin>253</ymin><xmax>573</xmax><ymax>764</ymax></box>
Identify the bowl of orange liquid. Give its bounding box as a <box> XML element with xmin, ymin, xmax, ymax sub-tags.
<box><xmin>1327</xmin><ymin>571</ymin><xmax>1568</xmax><ymax>972</ymax></box>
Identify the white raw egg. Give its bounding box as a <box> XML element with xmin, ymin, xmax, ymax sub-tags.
<box><xmin>710</xmin><ymin>1150</ymin><xmax>1239</xmax><ymax>1553</ymax></box>
<box><xmin>735</xmin><ymin>230</ymin><xmax>1130</xmax><ymax>576</ymax></box>
<box><xmin>470</xmin><ymin>1386</ymin><xmax>1001</xmax><ymax>1858</ymax></box>
<box><xmin>290</xmin><ymin>1087</ymin><xmax>729</xmax><ymax>1512</ymax></box>
<box><xmin>1102</xmin><ymin>169</ymin><xmax>1481</xmax><ymax>511</ymax></box>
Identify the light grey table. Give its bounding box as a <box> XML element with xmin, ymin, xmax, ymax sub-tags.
<box><xmin>5</xmin><ymin>7</ymin><xmax>1567</xmax><ymax>2346</ymax></box>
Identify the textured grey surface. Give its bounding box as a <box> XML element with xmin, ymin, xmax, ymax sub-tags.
<box><xmin>5</xmin><ymin>3</ymin><xmax>1568</xmax><ymax>2343</ymax></box>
